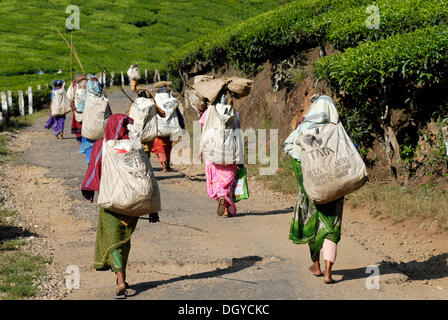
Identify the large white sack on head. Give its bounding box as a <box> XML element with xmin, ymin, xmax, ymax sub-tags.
<box><xmin>127</xmin><ymin>65</ymin><xmax>141</xmax><ymax>81</ymax></box>
<box><xmin>154</xmin><ymin>93</ymin><xmax>181</xmax><ymax>137</ymax></box>
<box><xmin>200</xmin><ymin>104</ymin><xmax>244</xmax><ymax>165</ymax></box>
<box><xmin>128</xmin><ymin>97</ymin><xmax>158</xmax><ymax>143</ymax></box>
<box><xmin>296</xmin><ymin>121</ymin><xmax>368</xmax><ymax>204</ymax></box>
<box><xmin>98</xmin><ymin>139</ymin><xmax>161</xmax><ymax>216</ymax></box>
<box><xmin>50</xmin><ymin>88</ymin><xmax>71</xmax><ymax>116</ymax></box>
<box><xmin>81</xmin><ymin>95</ymin><xmax>109</xmax><ymax>141</ymax></box>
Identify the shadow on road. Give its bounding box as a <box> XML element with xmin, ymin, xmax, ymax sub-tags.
<box><xmin>0</xmin><ymin>225</ymin><xmax>38</xmax><ymax>246</ymax></box>
<box><xmin>233</xmin><ymin>208</ymin><xmax>293</xmax><ymax>218</ymax></box>
<box><xmin>333</xmin><ymin>253</ymin><xmax>448</xmax><ymax>282</ymax></box>
<box><xmin>131</xmin><ymin>256</ymin><xmax>263</xmax><ymax>296</ymax></box>
<box><xmin>156</xmin><ymin>174</ymin><xmax>185</xmax><ymax>181</ymax></box>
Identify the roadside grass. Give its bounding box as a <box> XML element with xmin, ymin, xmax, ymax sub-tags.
<box><xmin>0</xmin><ymin>209</ymin><xmax>49</xmax><ymax>300</ymax></box>
<box><xmin>346</xmin><ymin>183</ymin><xmax>448</xmax><ymax>230</ymax></box>
<box><xmin>4</xmin><ymin>108</ymin><xmax>49</xmax><ymax>131</ymax></box>
<box><xmin>0</xmin><ymin>111</ymin><xmax>50</xmax><ymax>299</ymax></box>
<box><xmin>247</xmin><ymin>153</ymin><xmax>299</xmax><ymax>195</ymax></box>
<box><xmin>0</xmin><ymin>251</ymin><xmax>49</xmax><ymax>300</ymax></box>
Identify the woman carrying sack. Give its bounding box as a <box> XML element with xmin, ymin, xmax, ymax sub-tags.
<box><xmin>67</xmin><ymin>74</ymin><xmax>87</xmax><ymax>143</ymax></box>
<box><xmin>126</xmin><ymin>88</ymin><xmax>166</xmax><ymax>158</ymax></box>
<box><xmin>79</xmin><ymin>74</ymin><xmax>112</xmax><ymax>164</ymax></box>
<box><xmin>284</xmin><ymin>95</ymin><xmax>343</xmax><ymax>284</ymax></box>
<box><xmin>152</xmin><ymin>82</ymin><xmax>182</xmax><ymax>172</ymax></box>
<box><xmin>81</xmin><ymin>114</ymin><xmax>159</xmax><ymax>299</ymax></box>
<box><xmin>199</xmin><ymin>91</ymin><xmax>244</xmax><ymax>217</ymax></box>
<box><xmin>44</xmin><ymin>80</ymin><xmax>69</xmax><ymax>139</ymax></box>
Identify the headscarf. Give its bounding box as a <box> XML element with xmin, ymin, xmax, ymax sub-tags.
<box><xmin>87</xmin><ymin>74</ymin><xmax>102</xmax><ymax>97</ymax></box>
<box><xmin>76</xmin><ymin>74</ymin><xmax>102</xmax><ymax>113</ymax></box>
<box><xmin>81</xmin><ymin>114</ymin><xmax>134</xmax><ymax>202</ymax></box>
<box><xmin>51</xmin><ymin>80</ymin><xmax>64</xmax><ymax>87</ymax></box>
<box><xmin>284</xmin><ymin>95</ymin><xmax>339</xmax><ymax>161</ymax></box>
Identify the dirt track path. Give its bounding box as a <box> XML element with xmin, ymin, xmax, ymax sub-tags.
<box><xmin>3</xmin><ymin>88</ymin><xmax>448</xmax><ymax>300</ymax></box>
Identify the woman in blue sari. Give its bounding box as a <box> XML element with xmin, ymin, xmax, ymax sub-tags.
<box><xmin>79</xmin><ymin>74</ymin><xmax>111</xmax><ymax>164</ymax></box>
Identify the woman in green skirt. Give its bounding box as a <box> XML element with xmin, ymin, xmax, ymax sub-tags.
<box><xmin>82</xmin><ymin>114</ymin><xmax>159</xmax><ymax>298</ymax></box>
<box><xmin>284</xmin><ymin>95</ymin><xmax>343</xmax><ymax>284</ymax></box>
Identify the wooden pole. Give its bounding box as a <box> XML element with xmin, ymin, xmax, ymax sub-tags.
<box><xmin>70</xmin><ymin>33</ymin><xmax>73</xmax><ymax>83</ymax></box>
<box><xmin>56</xmin><ymin>29</ymin><xmax>85</xmax><ymax>73</ymax></box>
<box><xmin>68</xmin><ymin>139</ymin><xmax>72</xmax><ymax>169</ymax></box>
<box><xmin>181</xmin><ymin>164</ymin><xmax>194</xmax><ymax>185</ymax></box>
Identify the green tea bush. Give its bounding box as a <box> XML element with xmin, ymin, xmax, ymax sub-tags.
<box><xmin>167</xmin><ymin>0</ymin><xmax>372</xmax><ymax>90</ymax></box>
<box><xmin>313</xmin><ymin>0</ymin><xmax>448</xmax><ymax>50</ymax></box>
<box><xmin>313</xmin><ymin>25</ymin><xmax>448</xmax><ymax>97</ymax></box>
<box><xmin>0</xmin><ymin>0</ymin><xmax>279</xmax><ymax>91</ymax></box>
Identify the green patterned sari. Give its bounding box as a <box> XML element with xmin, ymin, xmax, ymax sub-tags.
<box><xmin>289</xmin><ymin>157</ymin><xmax>344</xmax><ymax>261</ymax></box>
<box><xmin>94</xmin><ymin>208</ymin><xmax>138</xmax><ymax>273</ymax></box>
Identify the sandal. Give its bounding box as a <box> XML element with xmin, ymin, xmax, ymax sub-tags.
<box><xmin>217</xmin><ymin>198</ymin><xmax>225</xmax><ymax>216</ymax></box>
<box><xmin>113</xmin><ymin>283</ymin><xmax>127</xmax><ymax>299</ymax></box>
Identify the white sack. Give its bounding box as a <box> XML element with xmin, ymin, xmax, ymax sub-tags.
<box><xmin>98</xmin><ymin>139</ymin><xmax>161</xmax><ymax>216</ymax></box>
<box><xmin>127</xmin><ymin>97</ymin><xmax>158</xmax><ymax>143</ymax></box>
<box><xmin>154</xmin><ymin>92</ymin><xmax>181</xmax><ymax>137</ymax></box>
<box><xmin>81</xmin><ymin>94</ymin><xmax>109</xmax><ymax>141</ymax></box>
<box><xmin>296</xmin><ymin>121</ymin><xmax>368</xmax><ymax>204</ymax></box>
<box><xmin>50</xmin><ymin>88</ymin><xmax>71</xmax><ymax>116</ymax></box>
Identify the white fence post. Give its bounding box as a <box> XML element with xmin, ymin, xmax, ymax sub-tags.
<box><xmin>110</xmin><ymin>72</ymin><xmax>114</xmax><ymax>87</ymax></box>
<box><xmin>18</xmin><ymin>90</ymin><xmax>25</xmax><ymax>116</ymax></box>
<box><xmin>145</xmin><ymin>69</ymin><xmax>148</xmax><ymax>84</ymax></box>
<box><xmin>102</xmin><ymin>73</ymin><xmax>106</xmax><ymax>87</ymax></box>
<box><xmin>7</xmin><ymin>90</ymin><xmax>12</xmax><ymax>108</ymax></box>
<box><xmin>1</xmin><ymin>92</ymin><xmax>7</xmax><ymax>117</ymax></box>
<box><xmin>27</xmin><ymin>87</ymin><xmax>33</xmax><ymax>114</ymax></box>
<box><xmin>121</xmin><ymin>71</ymin><xmax>124</xmax><ymax>85</ymax></box>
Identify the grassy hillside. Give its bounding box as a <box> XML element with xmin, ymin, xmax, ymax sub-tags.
<box><xmin>0</xmin><ymin>0</ymin><xmax>280</xmax><ymax>91</ymax></box>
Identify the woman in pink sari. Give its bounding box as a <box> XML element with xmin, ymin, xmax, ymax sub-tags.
<box><xmin>199</xmin><ymin>95</ymin><xmax>244</xmax><ymax>217</ymax></box>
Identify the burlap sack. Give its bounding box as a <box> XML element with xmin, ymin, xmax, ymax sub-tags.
<box><xmin>192</xmin><ymin>78</ymin><xmax>226</xmax><ymax>104</ymax></box>
<box><xmin>97</xmin><ymin>139</ymin><xmax>161</xmax><ymax>216</ymax></box>
<box><xmin>297</xmin><ymin>121</ymin><xmax>368</xmax><ymax>204</ymax></box>
<box><xmin>50</xmin><ymin>88</ymin><xmax>70</xmax><ymax>116</ymax></box>
<box><xmin>227</xmin><ymin>76</ymin><xmax>253</xmax><ymax>97</ymax></box>
<box><xmin>127</xmin><ymin>97</ymin><xmax>158</xmax><ymax>143</ymax></box>
<box><xmin>81</xmin><ymin>95</ymin><xmax>109</xmax><ymax>141</ymax></box>
<box><xmin>193</xmin><ymin>75</ymin><xmax>214</xmax><ymax>84</ymax></box>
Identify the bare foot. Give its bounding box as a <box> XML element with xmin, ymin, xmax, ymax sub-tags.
<box><xmin>324</xmin><ymin>275</ymin><xmax>336</xmax><ymax>284</ymax></box>
<box><xmin>309</xmin><ymin>263</ymin><xmax>323</xmax><ymax>277</ymax></box>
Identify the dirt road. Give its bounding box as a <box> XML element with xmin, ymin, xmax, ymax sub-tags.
<box><xmin>2</xmin><ymin>89</ymin><xmax>447</xmax><ymax>300</ymax></box>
